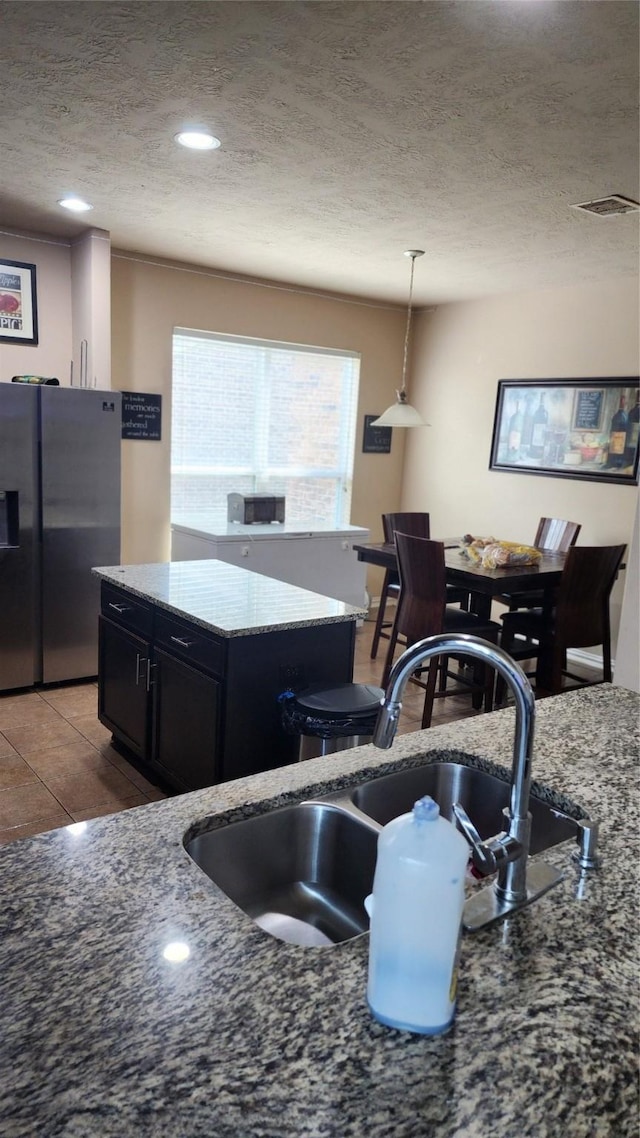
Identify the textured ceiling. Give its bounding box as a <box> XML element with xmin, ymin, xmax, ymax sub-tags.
<box><xmin>0</xmin><ymin>0</ymin><xmax>638</xmax><ymax>305</ymax></box>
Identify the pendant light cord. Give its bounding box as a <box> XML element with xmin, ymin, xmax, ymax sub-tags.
<box><xmin>400</xmin><ymin>255</ymin><xmax>416</xmax><ymax>396</ymax></box>
<box><xmin>399</xmin><ymin>250</ymin><xmax>423</xmax><ymax>398</ymax></box>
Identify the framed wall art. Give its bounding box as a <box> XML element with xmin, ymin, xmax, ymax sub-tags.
<box><xmin>0</xmin><ymin>259</ymin><xmax>38</xmax><ymax>345</ymax></box>
<box><xmin>489</xmin><ymin>378</ymin><xmax>640</xmax><ymax>486</ymax></box>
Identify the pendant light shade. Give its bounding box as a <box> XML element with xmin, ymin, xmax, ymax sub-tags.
<box><xmin>371</xmin><ymin>250</ymin><xmax>427</xmax><ymax>429</ymax></box>
<box><xmin>370</xmin><ymin>390</ymin><xmax>425</xmax><ymax>427</ymax></box>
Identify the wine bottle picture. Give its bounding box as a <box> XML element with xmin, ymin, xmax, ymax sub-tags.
<box><xmin>507</xmin><ymin>399</ymin><xmax>523</xmax><ymax>458</ymax></box>
<box><xmin>529</xmin><ymin>393</ymin><xmax>548</xmax><ymax>460</ymax></box>
<box><xmin>607</xmin><ymin>394</ymin><xmax>628</xmax><ymax>468</ymax></box>
<box><xmin>521</xmin><ymin>394</ymin><xmax>534</xmax><ymax>452</ymax></box>
<box><xmin>623</xmin><ymin>389</ymin><xmax>640</xmax><ymax>468</ymax></box>
<box><xmin>492</xmin><ymin>380</ymin><xmax>639</xmax><ymax>484</ymax></box>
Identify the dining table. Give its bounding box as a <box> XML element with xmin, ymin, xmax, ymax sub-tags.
<box><xmin>353</xmin><ymin>538</ymin><xmax>567</xmax><ymax>691</ymax></box>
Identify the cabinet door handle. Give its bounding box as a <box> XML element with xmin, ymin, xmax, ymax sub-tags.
<box><xmin>170</xmin><ymin>635</ymin><xmax>196</xmax><ymax>649</ymax></box>
<box><xmin>146</xmin><ymin>659</ymin><xmax>157</xmax><ymax>692</ymax></box>
<box><xmin>135</xmin><ymin>653</ymin><xmax>148</xmax><ymax>686</ymax></box>
<box><xmin>109</xmin><ymin>602</ymin><xmax>130</xmax><ymax>614</ymax></box>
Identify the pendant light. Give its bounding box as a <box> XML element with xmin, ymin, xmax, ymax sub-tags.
<box><xmin>371</xmin><ymin>250</ymin><xmax>427</xmax><ymax>428</ymax></box>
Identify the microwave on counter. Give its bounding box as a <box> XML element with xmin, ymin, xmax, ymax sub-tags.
<box><xmin>227</xmin><ymin>493</ymin><xmax>286</xmax><ymax>525</ymax></box>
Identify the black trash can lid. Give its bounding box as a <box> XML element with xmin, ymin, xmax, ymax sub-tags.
<box><xmin>293</xmin><ymin>682</ymin><xmax>384</xmax><ymax>719</ymax></box>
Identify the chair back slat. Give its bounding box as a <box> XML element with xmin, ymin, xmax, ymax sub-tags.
<box><xmin>383</xmin><ymin>512</ymin><xmax>430</xmax><ymax>543</ymax></box>
<box><xmin>534</xmin><ymin>517</ymin><xmax>581</xmax><ymax>552</ymax></box>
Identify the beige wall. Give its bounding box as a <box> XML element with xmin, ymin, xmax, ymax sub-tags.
<box><xmin>111</xmin><ymin>252</ymin><xmax>408</xmax><ymax>566</ymax></box>
<box><xmin>402</xmin><ymin>276</ymin><xmax>640</xmax><ymax>652</ymax></box>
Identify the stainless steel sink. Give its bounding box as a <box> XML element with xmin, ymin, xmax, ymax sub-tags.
<box><xmin>350</xmin><ymin>762</ymin><xmax>577</xmax><ymax>856</ymax></box>
<box><xmin>186</xmin><ymin>761</ymin><xmax>581</xmax><ymax>947</ymax></box>
<box><xmin>185</xmin><ymin>802</ymin><xmax>379</xmax><ymax>947</ymax></box>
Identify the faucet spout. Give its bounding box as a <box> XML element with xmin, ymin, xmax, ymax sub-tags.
<box><xmin>374</xmin><ymin>633</ymin><xmax>563</xmax><ymax>930</ymax></box>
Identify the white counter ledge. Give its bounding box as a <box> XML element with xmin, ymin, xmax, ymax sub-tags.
<box><xmin>170</xmin><ymin>511</ymin><xmax>369</xmax><ymax>539</ymax></box>
<box><xmin>0</xmin><ymin>685</ymin><xmax>638</xmax><ymax>1137</ymax></box>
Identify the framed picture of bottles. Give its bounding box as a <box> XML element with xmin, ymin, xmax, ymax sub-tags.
<box><xmin>489</xmin><ymin>378</ymin><xmax>640</xmax><ymax>485</ymax></box>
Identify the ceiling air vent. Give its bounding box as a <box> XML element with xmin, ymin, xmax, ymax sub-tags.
<box><xmin>570</xmin><ymin>195</ymin><xmax>640</xmax><ymax>217</ymax></box>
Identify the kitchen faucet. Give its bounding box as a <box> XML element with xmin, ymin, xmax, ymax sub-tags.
<box><xmin>373</xmin><ymin>633</ymin><xmax>564</xmax><ymax>931</ymax></box>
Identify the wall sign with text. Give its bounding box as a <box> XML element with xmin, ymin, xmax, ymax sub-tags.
<box><xmin>362</xmin><ymin>414</ymin><xmax>392</xmax><ymax>454</ymax></box>
<box><xmin>121</xmin><ymin>391</ymin><xmax>162</xmax><ymax>440</ymax></box>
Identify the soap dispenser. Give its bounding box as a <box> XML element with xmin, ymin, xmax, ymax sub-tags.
<box><xmin>365</xmin><ymin>794</ymin><xmax>469</xmax><ymax>1034</ymax></box>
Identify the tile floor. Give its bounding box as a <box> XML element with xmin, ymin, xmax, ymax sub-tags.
<box><xmin>0</xmin><ymin>681</ymin><xmax>166</xmax><ymax>846</ymax></box>
<box><xmin>0</xmin><ymin>614</ymin><xmax>597</xmax><ymax>847</ymax></box>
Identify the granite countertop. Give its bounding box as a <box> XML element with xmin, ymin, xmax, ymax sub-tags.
<box><xmin>171</xmin><ymin>511</ymin><xmax>370</xmax><ymax>540</ymax></box>
<box><xmin>1</xmin><ymin>685</ymin><xmax>638</xmax><ymax>1137</ymax></box>
<box><xmin>93</xmin><ymin>561</ymin><xmax>366</xmax><ymax>637</ymax></box>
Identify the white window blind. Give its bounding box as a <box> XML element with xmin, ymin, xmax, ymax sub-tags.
<box><xmin>171</xmin><ymin>329</ymin><xmax>361</xmax><ymax>526</ymax></box>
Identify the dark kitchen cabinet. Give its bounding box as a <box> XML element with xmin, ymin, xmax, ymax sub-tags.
<box><xmin>151</xmin><ymin>647</ymin><xmax>220</xmax><ymax>791</ymax></box>
<box><xmin>98</xmin><ymin>582</ymin><xmax>355</xmax><ymax>793</ymax></box>
<box><xmin>98</xmin><ymin>584</ymin><xmax>154</xmax><ymax>760</ymax></box>
<box><xmin>99</xmin><ymin>586</ymin><xmax>223</xmax><ymax>792</ymax></box>
<box><xmin>98</xmin><ymin>617</ymin><xmax>150</xmax><ymax>759</ymax></box>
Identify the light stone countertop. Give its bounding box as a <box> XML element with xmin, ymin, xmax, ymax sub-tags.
<box><xmin>93</xmin><ymin>560</ymin><xmax>366</xmax><ymax>637</ymax></box>
<box><xmin>0</xmin><ymin>684</ymin><xmax>638</xmax><ymax>1137</ymax></box>
<box><xmin>171</xmin><ymin>511</ymin><xmax>370</xmax><ymax>540</ymax></box>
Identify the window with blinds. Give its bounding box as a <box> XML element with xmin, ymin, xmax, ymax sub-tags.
<box><xmin>171</xmin><ymin>330</ymin><xmax>361</xmax><ymax>525</ymax></box>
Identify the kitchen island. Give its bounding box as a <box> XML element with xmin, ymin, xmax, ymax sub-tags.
<box><xmin>94</xmin><ymin>560</ymin><xmax>366</xmax><ymax>791</ymax></box>
<box><xmin>0</xmin><ymin>684</ymin><xmax>638</xmax><ymax>1137</ymax></box>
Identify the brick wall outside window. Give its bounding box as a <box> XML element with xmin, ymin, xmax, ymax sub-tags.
<box><xmin>171</xmin><ymin>331</ymin><xmax>360</xmax><ymax>525</ymax></box>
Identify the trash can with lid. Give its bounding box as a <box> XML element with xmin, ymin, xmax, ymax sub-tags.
<box><xmin>280</xmin><ymin>682</ymin><xmax>384</xmax><ymax>761</ymax></box>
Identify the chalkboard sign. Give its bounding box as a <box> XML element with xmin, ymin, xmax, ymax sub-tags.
<box><xmin>121</xmin><ymin>391</ymin><xmax>162</xmax><ymax>440</ymax></box>
<box><xmin>573</xmin><ymin>388</ymin><xmax>604</xmax><ymax>431</ymax></box>
<box><xmin>363</xmin><ymin>414</ymin><xmax>392</xmax><ymax>454</ymax></box>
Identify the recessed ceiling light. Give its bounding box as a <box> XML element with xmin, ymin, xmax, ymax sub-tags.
<box><xmin>58</xmin><ymin>196</ymin><xmax>93</xmax><ymax>212</ymax></box>
<box><xmin>174</xmin><ymin>130</ymin><xmax>221</xmax><ymax>151</ymax></box>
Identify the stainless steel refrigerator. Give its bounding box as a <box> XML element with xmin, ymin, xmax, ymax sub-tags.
<box><xmin>0</xmin><ymin>384</ymin><xmax>121</xmax><ymax>691</ymax></box>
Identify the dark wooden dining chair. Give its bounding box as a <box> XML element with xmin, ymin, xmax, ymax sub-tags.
<box><xmin>496</xmin><ymin>543</ymin><xmax>626</xmax><ymax>702</ymax></box>
<box><xmin>382</xmin><ymin>534</ymin><xmax>501</xmax><ymax>728</ymax></box>
<box><xmin>495</xmin><ymin>516</ymin><xmax>581</xmax><ymax>612</ymax></box>
<box><xmin>370</xmin><ymin>512</ymin><xmax>430</xmax><ymax>659</ymax></box>
<box><xmin>370</xmin><ymin>512</ymin><xmax>469</xmax><ymax>659</ymax></box>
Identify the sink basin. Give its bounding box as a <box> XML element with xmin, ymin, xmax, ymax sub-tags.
<box><xmin>186</xmin><ymin>761</ymin><xmax>581</xmax><ymax>947</ymax></box>
<box><xmin>350</xmin><ymin>762</ymin><xmax>578</xmax><ymax>856</ymax></box>
<box><xmin>185</xmin><ymin>802</ymin><xmax>378</xmax><ymax>947</ymax></box>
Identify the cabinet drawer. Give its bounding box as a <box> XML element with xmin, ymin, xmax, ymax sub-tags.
<box><xmin>101</xmin><ymin>584</ymin><xmax>153</xmax><ymax>637</ymax></box>
<box><xmin>155</xmin><ymin>612</ymin><xmax>225</xmax><ymax>676</ymax></box>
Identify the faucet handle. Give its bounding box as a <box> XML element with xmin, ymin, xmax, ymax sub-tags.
<box><xmin>452</xmin><ymin>803</ymin><xmax>497</xmax><ymax>876</ymax></box>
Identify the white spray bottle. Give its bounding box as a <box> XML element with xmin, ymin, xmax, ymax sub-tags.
<box><xmin>365</xmin><ymin>794</ymin><xmax>469</xmax><ymax>1034</ymax></box>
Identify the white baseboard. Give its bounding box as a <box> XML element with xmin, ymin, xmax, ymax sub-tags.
<box><xmin>567</xmin><ymin>648</ymin><xmax>605</xmax><ymax>673</ymax></box>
